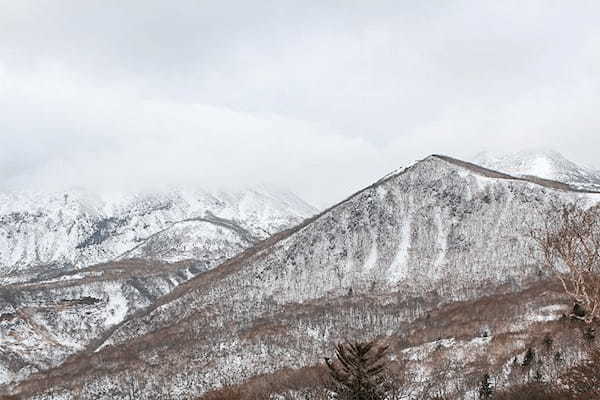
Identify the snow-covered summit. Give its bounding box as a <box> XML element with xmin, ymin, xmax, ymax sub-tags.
<box><xmin>473</xmin><ymin>149</ymin><xmax>600</xmax><ymax>192</ymax></box>
<box><xmin>0</xmin><ymin>185</ymin><xmax>317</xmax><ymax>280</ymax></box>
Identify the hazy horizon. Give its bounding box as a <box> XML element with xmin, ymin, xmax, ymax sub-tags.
<box><xmin>2</xmin><ymin>1</ymin><xmax>600</xmax><ymax>207</ymax></box>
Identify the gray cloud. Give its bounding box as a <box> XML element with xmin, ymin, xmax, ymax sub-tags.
<box><xmin>1</xmin><ymin>1</ymin><xmax>600</xmax><ymax>206</ymax></box>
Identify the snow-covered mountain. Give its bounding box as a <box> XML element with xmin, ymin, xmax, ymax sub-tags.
<box><xmin>0</xmin><ymin>258</ymin><xmax>206</xmax><ymax>385</ymax></box>
<box><xmin>473</xmin><ymin>149</ymin><xmax>600</xmax><ymax>192</ymax></box>
<box><xmin>0</xmin><ymin>185</ymin><xmax>317</xmax><ymax>282</ymax></box>
<box><xmin>0</xmin><ymin>185</ymin><xmax>316</xmax><ymax>386</ymax></box>
<box><xmin>9</xmin><ymin>155</ymin><xmax>599</xmax><ymax>398</ymax></box>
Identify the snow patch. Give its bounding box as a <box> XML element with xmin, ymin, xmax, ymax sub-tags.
<box><xmin>103</xmin><ymin>284</ymin><xmax>128</xmax><ymax>328</ymax></box>
<box><xmin>388</xmin><ymin>214</ymin><xmax>412</xmax><ymax>282</ymax></box>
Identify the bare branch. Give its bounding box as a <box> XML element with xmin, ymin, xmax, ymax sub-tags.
<box><xmin>531</xmin><ymin>203</ymin><xmax>600</xmax><ymax>323</ymax></box>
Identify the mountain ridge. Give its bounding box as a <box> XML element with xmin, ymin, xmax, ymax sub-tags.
<box><xmin>472</xmin><ymin>149</ymin><xmax>600</xmax><ymax>192</ymax></box>
<box><xmin>0</xmin><ymin>185</ymin><xmax>317</xmax><ymax>386</ymax></box>
<box><xmin>9</xmin><ymin>154</ymin><xmax>600</xmax><ymax>398</ymax></box>
<box><xmin>62</xmin><ymin>153</ymin><xmax>600</xmax><ymax>356</ymax></box>
<box><xmin>0</xmin><ymin>185</ymin><xmax>317</xmax><ymax>282</ymax></box>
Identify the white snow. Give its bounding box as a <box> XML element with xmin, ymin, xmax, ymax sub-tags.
<box><xmin>528</xmin><ymin>156</ymin><xmax>555</xmax><ymax>179</ymax></box>
<box><xmin>0</xmin><ymin>186</ymin><xmax>318</xmax><ymax>281</ymax></box>
<box><xmin>34</xmin><ymin>271</ymin><xmax>103</xmax><ymax>285</ymax></box>
<box><xmin>473</xmin><ymin>149</ymin><xmax>600</xmax><ymax>191</ymax></box>
<box><xmin>103</xmin><ymin>284</ymin><xmax>128</xmax><ymax>328</ymax></box>
<box><xmin>363</xmin><ymin>234</ymin><xmax>378</xmax><ymax>273</ymax></box>
<box><xmin>388</xmin><ymin>214</ymin><xmax>412</xmax><ymax>282</ymax></box>
<box><xmin>434</xmin><ymin>209</ymin><xmax>447</xmax><ymax>268</ymax></box>
<box><xmin>526</xmin><ymin>304</ymin><xmax>569</xmax><ymax>322</ymax></box>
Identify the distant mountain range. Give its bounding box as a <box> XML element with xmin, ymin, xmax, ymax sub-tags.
<box><xmin>473</xmin><ymin>148</ymin><xmax>600</xmax><ymax>192</ymax></box>
<box><xmin>5</xmin><ymin>153</ymin><xmax>599</xmax><ymax>398</ymax></box>
<box><xmin>0</xmin><ymin>185</ymin><xmax>317</xmax><ymax>283</ymax></box>
<box><xmin>0</xmin><ymin>184</ymin><xmax>317</xmax><ymax>385</ymax></box>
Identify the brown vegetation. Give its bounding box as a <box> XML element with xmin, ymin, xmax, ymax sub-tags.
<box><xmin>494</xmin><ymin>383</ymin><xmax>567</xmax><ymax>400</ymax></box>
<box><xmin>560</xmin><ymin>346</ymin><xmax>600</xmax><ymax>399</ymax></box>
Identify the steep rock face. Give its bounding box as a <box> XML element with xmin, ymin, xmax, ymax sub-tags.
<box><xmin>0</xmin><ymin>186</ymin><xmax>317</xmax><ymax>281</ymax></box>
<box><xmin>473</xmin><ymin>149</ymin><xmax>600</xmax><ymax>192</ymax></box>
<box><xmin>10</xmin><ymin>156</ymin><xmax>600</xmax><ymax>398</ymax></box>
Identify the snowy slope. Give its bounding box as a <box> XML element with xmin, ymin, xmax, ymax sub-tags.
<box><xmin>0</xmin><ymin>185</ymin><xmax>316</xmax><ymax>386</ymax></box>
<box><xmin>0</xmin><ymin>259</ymin><xmax>208</xmax><ymax>385</ymax></box>
<box><xmin>0</xmin><ymin>185</ymin><xmax>317</xmax><ymax>281</ymax></box>
<box><xmin>12</xmin><ymin>155</ymin><xmax>600</xmax><ymax>399</ymax></box>
<box><xmin>473</xmin><ymin>149</ymin><xmax>600</xmax><ymax>192</ymax></box>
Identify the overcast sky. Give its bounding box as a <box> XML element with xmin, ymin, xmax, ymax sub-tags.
<box><xmin>1</xmin><ymin>1</ymin><xmax>600</xmax><ymax>207</ymax></box>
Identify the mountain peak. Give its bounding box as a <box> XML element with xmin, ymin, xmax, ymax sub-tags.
<box><xmin>0</xmin><ymin>185</ymin><xmax>317</xmax><ymax>279</ymax></box>
<box><xmin>474</xmin><ymin>148</ymin><xmax>571</xmax><ymax>170</ymax></box>
<box><xmin>379</xmin><ymin>153</ymin><xmax>571</xmax><ymax>193</ymax></box>
<box><xmin>472</xmin><ymin>149</ymin><xmax>600</xmax><ymax>192</ymax></box>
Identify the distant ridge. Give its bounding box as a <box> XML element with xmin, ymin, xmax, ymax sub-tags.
<box><xmin>437</xmin><ymin>154</ymin><xmax>594</xmax><ymax>192</ymax></box>
<box><xmin>472</xmin><ymin>149</ymin><xmax>600</xmax><ymax>192</ymax></box>
<box><xmin>0</xmin><ymin>186</ymin><xmax>317</xmax><ymax>281</ymax></box>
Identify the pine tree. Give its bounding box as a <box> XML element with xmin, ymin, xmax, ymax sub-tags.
<box><xmin>478</xmin><ymin>373</ymin><xmax>493</xmax><ymax>399</ymax></box>
<box><xmin>522</xmin><ymin>348</ymin><xmax>535</xmax><ymax>368</ymax></box>
<box><xmin>554</xmin><ymin>351</ymin><xmax>563</xmax><ymax>365</ymax></box>
<box><xmin>542</xmin><ymin>335</ymin><xmax>553</xmax><ymax>352</ymax></box>
<box><xmin>583</xmin><ymin>326</ymin><xmax>596</xmax><ymax>343</ymax></box>
<box><xmin>325</xmin><ymin>341</ymin><xmax>389</xmax><ymax>400</ymax></box>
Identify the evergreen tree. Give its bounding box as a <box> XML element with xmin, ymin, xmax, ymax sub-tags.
<box><xmin>583</xmin><ymin>326</ymin><xmax>596</xmax><ymax>343</ymax></box>
<box><xmin>478</xmin><ymin>373</ymin><xmax>493</xmax><ymax>399</ymax></box>
<box><xmin>542</xmin><ymin>335</ymin><xmax>553</xmax><ymax>352</ymax></box>
<box><xmin>553</xmin><ymin>351</ymin><xmax>563</xmax><ymax>365</ymax></box>
<box><xmin>522</xmin><ymin>348</ymin><xmax>535</xmax><ymax>368</ymax></box>
<box><xmin>325</xmin><ymin>341</ymin><xmax>389</xmax><ymax>400</ymax></box>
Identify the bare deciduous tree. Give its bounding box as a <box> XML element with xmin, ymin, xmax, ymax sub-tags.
<box><xmin>531</xmin><ymin>203</ymin><xmax>600</xmax><ymax>323</ymax></box>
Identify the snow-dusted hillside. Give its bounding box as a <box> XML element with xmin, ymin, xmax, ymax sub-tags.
<box><xmin>0</xmin><ymin>185</ymin><xmax>317</xmax><ymax>282</ymax></box>
<box><xmin>0</xmin><ymin>185</ymin><xmax>316</xmax><ymax>386</ymax></box>
<box><xmin>473</xmin><ymin>149</ymin><xmax>600</xmax><ymax>192</ymax></box>
<box><xmin>11</xmin><ymin>155</ymin><xmax>600</xmax><ymax>399</ymax></box>
<box><xmin>0</xmin><ymin>259</ymin><xmax>207</xmax><ymax>385</ymax></box>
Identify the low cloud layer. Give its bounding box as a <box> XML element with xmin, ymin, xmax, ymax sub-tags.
<box><xmin>2</xmin><ymin>1</ymin><xmax>600</xmax><ymax>206</ymax></box>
